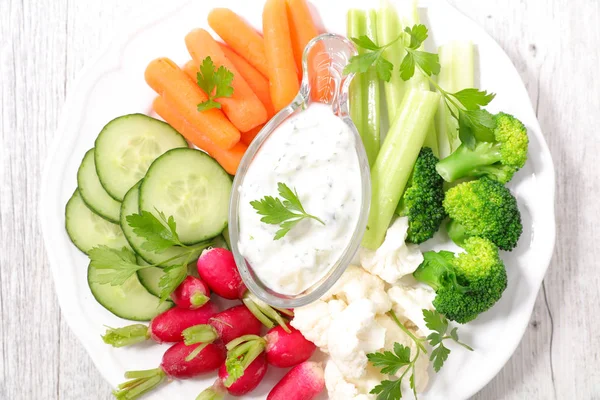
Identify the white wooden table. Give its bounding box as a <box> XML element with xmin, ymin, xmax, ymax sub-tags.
<box><xmin>1</xmin><ymin>0</ymin><xmax>598</xmax><ymax>398</ymax></box>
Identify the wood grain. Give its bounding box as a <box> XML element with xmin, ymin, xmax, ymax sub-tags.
<box><xmin>1</xmin><ymin>0</ymin><xmax>598</xmax><ymax>399</ymax></box>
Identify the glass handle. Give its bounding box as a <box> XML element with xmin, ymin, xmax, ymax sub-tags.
<box><xmin>300</xmin><ymin>34</ymin><xmax>358</xmax><ymax>116</ymax></box>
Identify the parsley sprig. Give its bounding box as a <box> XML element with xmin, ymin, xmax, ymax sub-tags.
<box><xmin>195</xmin><ymin>56</ymin><xmax>235</xmax><ymax>112</ymax></box>
<box><xmin>250</xmin><ymin>182</ymin><xmax>325</xmax><ymax>240</ymax></box>
<box><xmin>367</xmin><ymin>309</ymin><xmax>472</xmax><ymax>400</ymax></box>
<box><xmin>89</xmin><ymin>211</ymin><xmax>212</xmax><ymax>301</ymax></box>
<box><xmin>345</xmin><ymin>24</ymin><xmax>497</xmax><ymax>149</ymax></box>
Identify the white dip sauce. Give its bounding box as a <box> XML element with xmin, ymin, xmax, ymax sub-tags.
<box><xmin>238</xmin><ymin>103</ymin><xmax>362</xmax><ymax>295</ymax></box>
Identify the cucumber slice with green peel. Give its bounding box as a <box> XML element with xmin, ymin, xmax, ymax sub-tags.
<box><xmin>95</xmin><ymin>114</ymin><xmax>188</xmax><ymax>201</ymax></box>
<box><xmin>136</xmin><ymin>256</ymin><xmax>165</xmax><ymax>298</ymax></box>
<box><xmin>88</xmin><ymin>264</ymin><xmax>172</xmax><ymax>321</ymax></box>
<box><xmin>121</xmin><ymin>182</ymin><xmax>201</xmax><ymax>266</ymax></box>
<box><xmin>65</xmin><ymin>190</ymin><xmax>130</xmax><ymax>254</ymax></box>
<box><xmin>136</xmin><ymin>267</ymin><xmax>165</xmax><ymax>298</ymax></box>
<box><xmin>140</xmin><ymin>148</ymin><xmax>232</xmax><ymax>245</ymax></box>
<box><xmin>77</xmin><ymin>148</ymin><xmax>121</xmax><ymax>223</ymax></box>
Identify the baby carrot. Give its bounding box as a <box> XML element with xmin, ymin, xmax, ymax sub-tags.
<box><xmin>185</xmin><ymin>29</ymin><xmax>268</xmax><ymax>132</ymax></box>
<box><xmin>153</xmin><ymin>96</ymin><xmax>246</xmax><ymax>175</ymax></box>
<box><xmin>263</xmin><ymin>0</ymin><xmax>300</xmax><ymax>111</ymax></box>
<box><xmin>208</xmin><ymin>8</ymin><xmax>269</xmax><ymax>77</ymax></box>
<box><xmin>286</xmin><ymin>0</ymin><xmax>319</xmax><ymax>78</ymax></box>
<box><xmin>145</xmin><ymin>58</ymin><xmax>240</xmax><ymax>150</ymax></box>
<box><xmin>241</xmin><ymin>124</ymin><xmax>264</xmax><ymax>145</ymax></box>
<box><xmin>219</xmin><ymin>44</ymin><xmax>275</xmax><ymax>117</ymax></box>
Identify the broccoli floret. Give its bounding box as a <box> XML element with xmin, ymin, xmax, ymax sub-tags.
<box><xmin>413</xmin><ymin>237</ymin><xmax>507</xmax><ymax>323</ymax></box>
<box><xmin>443</xmin><ymin>177</ymin><xmax>522</xmax><ymax>251</ymax></box>
<box><xmin>436</xmin><ymin>112</ymin><xmax>529</xmax><ymax>183</ymax></box>
<box><xmin>396</xmin><ymin>147</ymin><xmax>446</xmax><ymax>244</ymax></box>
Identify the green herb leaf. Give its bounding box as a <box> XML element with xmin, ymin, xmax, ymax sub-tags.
<box><xmin>399</xmin><ymin>53</ymin><xmax>416</xmax><ymax>81</ymax></box>
<box><xmin>367</xmin><ymin>343</ymin><xmax>411</xmax><ymax>375</ymax></box>
<box><xmin>343</xmin><ymin>51</ymin><xmax>381</xmax><ymax>76</ymax></box>
<box><xmin>158</xmin><ymin>264</ymin><xmax>187</xmax><ymax>302</ymax></box>
<box><xmin>196</xmin><ymin>56</ymin><xmax>234</xmax><ymax>112</ymax></box>
<box><xmin>370</xmin><ymin>379</ymin><xmax>403</xmax><ymax>400</ymax></box>
<box><xmin>430</xmin><ymin>343</ymin><xmax>451</xmax><ymax>372</ymax></box>
<box><xmin>197</xmin><ymin>99</ymin><xmax>221</xmax><ymax>112</ymax></box>
<box><xmin>126</xmin><ymin>210</ymin><xmax>184</xmax><ymax>253</ymax></box>
<box><xmin>458</xmin><ymin>109</ymin><xmax>496</xmax><ymax>148</ymax></box>
<box><xmin>410</xmin><ymin>50</ymin><xmax>440</xmax><ymax>77</ymax></box>
<box><xmin>423</xmin><ymin>309</ymin><xmax>448</xmax><ymax>336</ymax></box>
<box><xmin>88</xmin><ymin>246</ymin><xmax>142</xmax><ymax>285</ymax></box>
<box><xmin>376</xmin><ymin>57</ymin><xmax>394</xmax><ymax>82</ymax></box>
<box><xmin>351</xmin><ymin>35</ymin><xmax>381</xmax><ymax>51</ymax></box>
<box><xmin>404</xmin><ymin>24</ymin><xmax>429</xmax><ymax>49</ymax></box>
<box><xmin>422</xmin><ymin>309</ymin><xmax>474</xmax><ymax>372</ymax></box>
<box><xmin>451</xmin><ymin>88</ymin><xmax>496</xmax><ymax>111</ymax></box>
<box><xmin>251</xmin><ymin>182</ymin><xmax>325</xmax><ymax>240</ymax></box>
<box><xmin>345</xmin><ymin>34</ymin><xmax>398</xmax><ymax>81</ymax></box>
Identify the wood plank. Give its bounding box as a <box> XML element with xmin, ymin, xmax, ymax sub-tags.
<box><xmin>0</xmin><ymin>0</ymin><xmax>67</xmax><ymax>398</ymax></box>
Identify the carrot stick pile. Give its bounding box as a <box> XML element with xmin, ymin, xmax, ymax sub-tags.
<box><xmin>144</xmin><ymin>0</ymin><xmax>323</xmax><ymax>174</ymax></box>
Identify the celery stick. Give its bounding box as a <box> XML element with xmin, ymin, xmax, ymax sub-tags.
<box><xmin>348</xmin><ymin>10</ymin><xmax>366</xmax><ymax>147</ymax></box>
<box><xmin>363</xmin><ymin>10</ymin><xmax>381</xmax><ymax>165</ymax></box>
<box><xmin>348</xmin><ymin>10</ymin><xmax>380</xmax><ymax>166</ymax></box>
<box><xmin>362</xmin><ymin>89</ymin><xmax>440</xmax><ymax>250</ymax></box>
<box><xmin>377</xmin><ymin>0</ymin><xmax>405</xmax><ymax>119</ymax></box>
<box><xmin>379</xmin><ymin>0</ymin><xmax>438</xmax><ymax>157</ymax></box>
<box><xmin>435</xmin><ymin>41</ymin><xmax>475</xmax><ymax>158</ymax></box>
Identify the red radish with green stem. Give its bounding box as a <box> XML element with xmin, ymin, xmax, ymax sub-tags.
<box><xmin>196</xmin><ymin>248</ymin><xmax>293</xmax><ymax>331</ymax></box>
<box><xmin>113</xmin><ymin>340</ymin><xmax>226</xmax><ymax>400</ymax></box>
<box><xmin>182</xmin><ymin>304</ymin><xmax>262</xmax><ymax>346</ymax></box>
<box><xmin>193</xmin><ymin>325</ymin><xmax>315</xmax><ymax>388</ymax></box>
<box><xmin>267</xmin><ymin>361</ymin><xmax>325</xmax><ymax>400</ymax></box>
<box><xmin>171</xmin><ymin>276</ymin><xmax>210</xmax><ymax>309</ymax></box>
<box><xmin>196</xmin><ymin>353</ymin><xmax>268</xmax><ymax>399</ymax></box>
<box><xmin>102</xmin><ymin>303</ymin><xmax>218</xmax><ymax>347</ymax></box>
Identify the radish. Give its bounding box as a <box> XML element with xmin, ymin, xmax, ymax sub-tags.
<box><xmin>265</xmin><ymin>325</ymin><xmax>316</xmax><ymax>368</ymax></box>
<box><xmin>196</xmin><ymin>353</ymin><xmax>268</xmax><ymax>399</ymax></box>
<box><xmin>114</xmin><ymin>340</ymin><xmax>226</xmax><ymax>400</ymax></box>
<box><xmin>171</xmin><ymin>276</ymin><xmax>210</xmax><ymax>309</ymax></box>
<box><xmin>182</xmin><ymin>305</ymin><xmax>262</xmax><ymax>346</ymax></box>
<box><xmin>197</xmin><ymin>248</ymin><xmax>294</xmax><ymax>331</ymax></box>
<box><xmin>102</xmin><ymin>302</ymin><xmax>218</xmax><ymax>347</ymax></box>
<box><xmin>220</xmin><ymin>325</ymin><xmax>316</xmax><ymax>388</ymax></box>
<box><xmin>267</xmin><ymin>361</ymin><xmax>325</xmax><ymax>400</ymax></box>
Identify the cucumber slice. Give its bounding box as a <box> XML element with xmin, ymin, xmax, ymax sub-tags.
<box><xmin>121</xmin><ymin>182</ymin><xmax>198</xmax><ymax>266</ymax></box>
<box><xmin>77</xmin><ymin>148</ymin><xmax>121</xmax><ymax>223</ymax></box>
<box><xmin>136</xmin><ymin>265</ymin><xmax>165</xmax><ymax>298</ymax></box>
<box><xmin>88</xmin><ymin>264</ymin><xmax>172</xmax><ymax>321</ymax></box>
<box><xmin>140</xmin><ymin>148</ymin><xmax>232</xmax><ymax>245</ymax></box>
<box><xmin>95</xmin><ymin>114</ymin><xmax>188</xmax><ymax>201</ymax></box>
<box><xmin>65</xmin><ymin>190</ymin><xmax>130</xmax><ymax>254</ymax></box>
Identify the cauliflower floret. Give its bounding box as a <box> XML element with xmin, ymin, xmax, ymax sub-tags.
<box><xmin>387</xmin><ymin>285</ymin><xmax>436</xmax><ymax>335</ymax></box>
<box><xmin>291</xmin><ymin>299</ymin><xmax>346</xmax><ymax>353</ymax></box>
<box><xmin>376</xmin><ymin>314</ymin><xmax>430</xmax><ymax>393</ymax></box>
<box><xmin>323</xmin><ymin>265</ymin><xmax>392</xmax><ymax>314</ymax></box>
<box><xmin>327</xmin><ymin>299</ymin><xmax>386</xmax><ymax>380</ymax></box>
<box><xmin>325</xmin><ymin>359</ymin><xmax>383</xmax><ymax>400</ymax></box>
<box><xmin>360</xmin><ymin>217</ymin><xmax>424</xmax><ymax>284</ymax></box>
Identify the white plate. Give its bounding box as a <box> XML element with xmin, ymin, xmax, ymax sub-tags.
<box><xmin>40</xmin><ymin>0</ymin><xmax>556</xmax><ymax>398</ymax></box>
